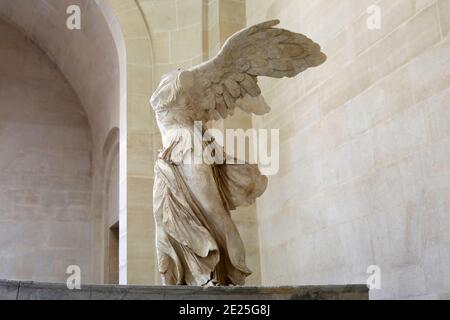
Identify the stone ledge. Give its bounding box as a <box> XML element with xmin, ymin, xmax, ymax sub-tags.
<box><xmin>0</xmin><ymin>280</ymin><xmax>369</xmax><ymax>300</ymax></box>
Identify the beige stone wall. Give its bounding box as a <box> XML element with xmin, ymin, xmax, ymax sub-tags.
<box><xmin>109</xmin><ymin>0</ymin><xmax>155</xmax><ymax>285</ymax></box>
<box><xmin>1</xmin><ymin>0</ymin><xmax>127</xmax><ymax>284</ymax></box>
<box><xmin>140</xmin><ymin>0</ymin><xmax>205</xmax><ymax>82</ymax></box>
<box><xmin>248</xmin><ymin>0</ymin><xmax>450</xmax><ymax>299</ymax></box>
<box><xmin>0</xmin><ymin>19</ymin><xmax>95</xmax><ymax>282</ymax></box>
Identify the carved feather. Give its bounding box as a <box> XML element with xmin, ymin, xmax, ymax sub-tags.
<box><xmin>185</xmin><ymin>19</ymin><xmax>326</xmax><ymax>121</ymax></box>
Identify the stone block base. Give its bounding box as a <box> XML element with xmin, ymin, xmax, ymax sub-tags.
<box><xmin>0</xmin><ymin>280</ymin><xmax>368</xmax><ymax>300</ymax></box>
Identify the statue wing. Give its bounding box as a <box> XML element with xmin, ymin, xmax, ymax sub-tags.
<box><xmin>183</xmin><ymin>19</ymin><xmax>327</xmax><ymax>121</ymax></box>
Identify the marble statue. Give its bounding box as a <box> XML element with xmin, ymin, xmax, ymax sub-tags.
<box><xmin>150</xmin><ymin>20</ymin><xmax>326</xmax><ymax>286</ymax></box>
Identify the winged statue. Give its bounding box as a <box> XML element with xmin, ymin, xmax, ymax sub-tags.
<box><xmin>150</xmin><ymin>20</ymin><xmax>326</xmax><ymax>286</ymax></box>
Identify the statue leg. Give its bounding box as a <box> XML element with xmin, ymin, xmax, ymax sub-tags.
<box><xmin>179</xmin><ymin>163</ymin><xmax>250</xmax><ymax>285</ymax></box>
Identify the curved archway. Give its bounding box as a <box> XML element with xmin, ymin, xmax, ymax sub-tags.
<box><xmin>0</xmin><ymin>18</ymin><xmax>95</xmax><ymax>283</ymax></box>
<box><xmin>0</xmin><ymin>0</ymin><xmax>127</xmax><ymax>284</ymax></box>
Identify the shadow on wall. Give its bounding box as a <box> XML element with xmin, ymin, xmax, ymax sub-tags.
<box><xmin>0</xmin><ymin>18</ymin><xmax>95</xmax><ymax>283</ymax></box>
<box><xmin>101</xmin><ymin>127</ymin><xmax>120</xmax><ymax>284</ymax></box>
<box><xmin>0</xmin><ymin>0</ymin><xmax>127</xmax><ymax>285</ymax></box>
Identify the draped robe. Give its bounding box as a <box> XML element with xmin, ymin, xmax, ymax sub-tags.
<box><xmin>153</xmin><ymin>128</ymin><xmax>267</xmax><ymax>286</ymax></box>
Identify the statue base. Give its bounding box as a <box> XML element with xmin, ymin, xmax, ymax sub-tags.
<box><xmin>0</xmin><ymin>279</ymin><xmax>368</xmax><ymax>300</ymax></box>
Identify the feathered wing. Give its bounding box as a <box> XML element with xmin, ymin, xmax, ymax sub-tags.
<box><xmin>184</xmin><ymin>19</ymin><xmax>327</xmax><ymax>121</ymax></box>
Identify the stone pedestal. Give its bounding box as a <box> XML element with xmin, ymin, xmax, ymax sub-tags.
<box><xmin>0</xmin><ymin>280</ymin><xmax>368</xmax><ymax>300</ymax></box>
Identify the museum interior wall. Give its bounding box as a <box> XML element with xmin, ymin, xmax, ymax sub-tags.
<box><xmin>108</xmin><ymin>0</ymin><xmax>154</xmax><ymax>285</ymax></box>
<box><xmin>248</xmin><ymin>0</ymin><xmax>450</xmax><ymax>299</ymax></box>
<box><xmin>0</xmin><ymin>0</ymin><xmax>126</xmax><ymax>284</ymax></box>
<box><xmin>0</xmin><ymin>18</ymin><xmax>95</xmax><ymax>283</ymax></box>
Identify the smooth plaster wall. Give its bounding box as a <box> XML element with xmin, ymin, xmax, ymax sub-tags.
<box><xmin>0</xmin><ymin>19</ymin><xmax>95</xmax><ymax>283</ymax></box>
<box><xmin>248</xmin><ymin>0</ymin><xmax>450</xmax><ymax>299</ymax></box>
